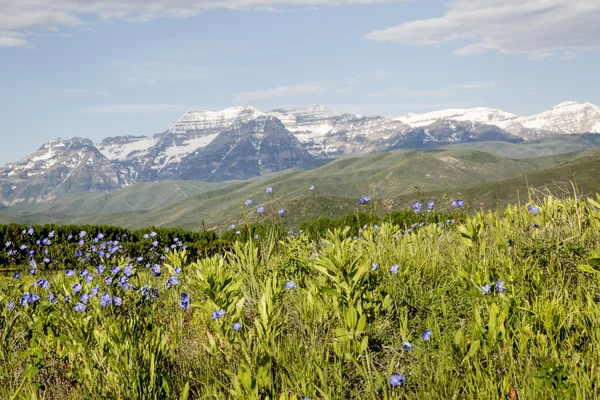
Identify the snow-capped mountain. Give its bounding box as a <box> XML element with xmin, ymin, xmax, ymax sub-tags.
<box><xmin>0</xmin><ymin>138</ymin><xmax>133</xmax><ymax>205</ymax></box>
<box><xmin>1</xmin><ymin>101</ymin><xmax>598</xmax><ymax>205</ymax></box>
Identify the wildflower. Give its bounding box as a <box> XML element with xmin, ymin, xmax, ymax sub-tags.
<box><xmin>371</xmin><ymin>263</ymin><xmax>379</xmax><ymax>271</ymax></box>
<box><xmin>390</xmin><ymin>264</ymin><xmax>399</xmax><ymax>274</ymax></box>
<box><xmin>123</xmin><ymin>264</ymin><xmax>133</xmax><ymax>277</ymax></box>
<box><xmin>96</xmin><ymin>233</ymin><xmax>104</xmax><ymax>240</ymax></box>
<box><xmin>285</xmin><ymin>281</ymin><xmax>297</xmax><ymax>289</ymax></box>
<box><xmin>30</xmin><ymin>294</ymin><xmax>41</xmax><ymax>303</ymax></box>
<box><xmin>36</xmin><ymin>279</ymin><xmax>51</xmax><ymax>290</ymax></box>
<box><xmin>97</xmin><ymin>264</ymin><xmax>106</xmax><ymax>275</ymax></box>
<box><xmin>152</xmin><ymin>265</ymin><xmax>161</xmax><ymax>276</ymax></box>
<box><xmin>266</xmin><ymin>187</ymin><xmax>273</xmax><ymax>194</ymax></box>
<box><xmin>230</xmin><ymin>224</ymin><xmax>236</xmax><ymax>230</ymax></box>
<box><xmin>150</xmin><ymin>232</ymin><xmax>157</xmax><ymax>237</ymax></box>
<box><xmin>20</xmin><ymin>293</ymin><xmax>31</xmax><ymax>306</ymax></box>
<box><xmin>482</xmin><ymin>283</ymin><xmax>491</xmax><ymax>294</ymax></box>
<box><xmin>49</xmin><ymin>292</ymin><xmax>57</xmax><ymax>304</ymax></box>
<box><xmin>65</xmin><ymin>295</ymin><xmax>70</xmax><ymax>302</ymax></box>
<box><xmin>413</xmin><ymin>202</ymin><xmax>422</xmax><ymax>213</ymax></box>
<box><xmin>309</xmin><ymin>185</ymin><xmax>315</xmax><ymax>191</ymax></box>
<box><xmin>74</xmin><ymin>302</ymin><xmax>86</xmax><ymax>312</ymax></box>
<box><xmin>43</xmin><ymin>257</ymin><xmax>50</xmax><ymax>264</ymax></box>
<box><xmin>20</xmin><ymin>244</ymin><xmax>27</xmax><ymax>250</ymax></box>
<box><xmin>5</xmin><ymin>241</ymin><xmax>11</xmax><ymax>247</ymax></box>
<box><xmin>42</xmin><ymin>238</ymin><xmax>49</xmax><ymax>245</ymax></box>
<box><xmin>421</xmin><ymin>330</ymin><xmax>433</xmax><ymax>341</ymax></box>
<box><xmin>72</xmin><ymin>282</ymin><xmax>82</xmax><ymax>294</ymax></box>
<box><xmin>28</xmin><ymin>228</ymin><xmax>34</xmax><ymax>235</ymax></box>
<box><xmin>119</xmin><ymin>276</ymin><xmax>131</xmax><ymax>290</ymax></box>
<box><xmin>426</xmin><ymin>201</ymin><xmax>435</xmax><ymax>210</ymax></box>
<box><xmin>136</xmin><ymin>257</ymin><xmax>144</xmax><ymax>262</ymax></box>
<box><xmin>235</xmin><ymin>231</ymin><xmax>241</xmax><ymax>235</ymax></box>
<box><xmin>76</xmin><ymin>250</ymin><xmax>83</xmax><ymax>258</ymax></box>
<box><xmin>389</xmin><ymin>373</ymin><xmax>406</xmax><ymax>387</ymax></box>
<box><xmin>253</xmin><ymin>234</ymin><xmax>259</xmax><ymax>240</ymax></box>
<box><xmin>80</xmin><ymin>269</ymin><xmax>89</xmax><ymax>277</ymax></box>
<box><xmin>166</xmin><ymin>275</ymin><xmax>179</xmax><ymax>288</ymax></box>
<box><xmin>233</xmin><ymin>322</ymin><xmax>242</xmax><ymax>331</ymax></box>
<box><xmin>358</xmin><ymin>195</ymin><xmax>371</xmax><ymax>204</ymax></box>
<box><xmin>113</xmin><ymin>296</ymin><xmax>122</xmax><ymax>306</ymax></box>
<box><xmin>257</xmin><ymin>206</ymin><xmax>265</xmax><ymax>215</ymax></box>
<box><xmin>374</xmin><ymin>224</ymin><xmax>379</xmax><ymax>230</ymax></box>
<box><xmin>110</xmin><ymin>266</ymin><xmax>120</xmax><ymax>275</ymax></box>
<box><xmin>496</xmin><ymin>280</ymin><xmax>506</xmax><ymax>293</ymax></box>
<box><xmin>451</xmin><ymin>199</ymin><xmax>465</xmax><ymax>208</ymax></box>
<box><xmin>143</xmin><ymin>234</ymin><xmax>149</xmax><ymax>239</ymax></box>
<box><xmin>85</xmin><ymin>274</ymin><xmax>94</xmax><ymax>283</ymax></box>
<box><xmin>79</xmin><ymin>230</ymin><xmax>86</xmax><ymax>238</ymax></box>
<box><xmin>402</xmin><ymin>341</ymin><xmax>412</xmax><ymax>351</ymax></box>
<box><xmin>180</xmin><ymin>293</ymin><xmax>190</xmax><ymax>310</ymax></box>
<box><xmin>244</xmin><ymin>199</ymin><xmax>253</xmax><ymax>206</ymax></box>
<box><xmin>528</xmin><ymin>205</ymin><xmax>541</xmax><ymax>215</ymax></box>
<box><xmin>67</xmin><ymin>234</ymin><xmax>73</xmax><ymax>240</ymax></box>
<box><xmin>532</xmin><ymin>223</ymin><xmax>540</xmax><ymax>229</ymax></box>
<box><xmin>175</xmin><ymin>267</ymin><xmax>182</xmax><ymax>274</ymax></box>
<box><xmin>8</xmin><ymin>300</ymin><xmax>14</xmax><ymax>310</ymax></box>
<box><xmin>278</xmin><ymin>208</ymin><xmax>285</xmax><ymax>216</ymax></box>
<box><xmin>99</xmin><ymin>293</ymin><xmax>111</xmax><ymax>307</ymax></box>
<box><xmin>13</xmin><ymin>272</ymin><xmax>20</xmax><ymax>279</ymax></box>
<box><xmin>104</xmin><ymin>276</ymin><xmax>113</xmax><ymax>286</ymax></box>
<box><xmin>80</xmin><ymin>293</ymin><xmax>90</xmax><ymax>304</ymax></box>
<box><xmin>211</xmin><ymin>309</ymin><xmax>226</xmax><ymax>320</ymax></box>
<box><xmin>152</xmin><ymin>241</ymin><xmax>159</xmax><ymax>247</ymax></box>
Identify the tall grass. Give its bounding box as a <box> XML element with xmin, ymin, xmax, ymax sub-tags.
<box><xmin>1</xmin><ymin>194</ymin><xmax>600</xmax><ymax>399</ymax></box>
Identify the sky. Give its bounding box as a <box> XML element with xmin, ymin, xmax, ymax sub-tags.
<box><xmin>0</xmin><ymin>0</ymin><xmax>599</xmax><ymax>164</ymax></box>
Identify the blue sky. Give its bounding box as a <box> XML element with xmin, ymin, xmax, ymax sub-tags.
<box><xmin>1</xmin><ymin>0</ymin><xmax>599</xmax><ymax>164</ymax></box>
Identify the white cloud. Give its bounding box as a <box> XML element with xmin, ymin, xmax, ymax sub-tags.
<box><xmin>368</xmin><ymin>81</ymin><xmax>495</xmax><ymax>98</ymax></box>
<box><xmin>112</xmin><ymin>60</ymin><xmax>212</xmax><ymax>85</ymax></box>
<box><xmin>79</xmin><ymin>104</ymin><xmax>183</xmax><ymax>115</ymax></box>
<box><xmin>233</xmin><ymin>82</ymin><xmax>325</xmax><ymax>101</ymax></box>
<box><xmin>65</xmin><ymin>89</ymin><xmax>111</xmax><ymax>96</ymax></box>
<box><xmin>0</xmin><ymin>0</ymin><xmax>401</xmax><ymax>47</ymax></box>
<box><xmin>366</xmin><ymin>0</ymin><xmax>600</xmax><ymax>58</ymax></box>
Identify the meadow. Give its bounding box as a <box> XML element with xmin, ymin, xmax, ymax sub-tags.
<box><xmin>1</xmin><ymin>191</ymin><xmax>600</xmax><ymax>399</ymax></box>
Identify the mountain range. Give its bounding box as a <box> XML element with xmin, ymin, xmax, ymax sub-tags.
<box><xmin>1</xmin><ymin>101</ymin><xmax>599</xmax><ymax>206</ymax></box>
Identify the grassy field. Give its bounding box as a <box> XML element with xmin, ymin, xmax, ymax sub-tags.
<box><xmin>1</xmin><ymin>193</ymin><xmax>600</xmax><ymax>399</ymax></box>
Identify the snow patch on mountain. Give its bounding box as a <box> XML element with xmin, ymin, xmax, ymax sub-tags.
<box><xmin>397</xmin><ymin>107</ymin><xmax>518</xmax><ymax>128</ymax></box>
<box><xmin>98</xmin><ymin>136</ymin><xmax>160</xmax><ymax>161</ymax></box>
<box><xmin>514</xmin><ymin>101</ymin><xmax>600</xmax><ymax>134</ymax></box>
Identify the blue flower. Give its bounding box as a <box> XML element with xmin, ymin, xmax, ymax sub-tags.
<box><xmin>136</xmin><ymin>257</ymin><xmax>144</xmax><ymax>262</ymax></box>
<box><xmin>371</xmin><ymin>263</ymin><xmax>379</xmax><ymax>271</ymax></box>
<box><xmin>235</xmin><ymin>231</ymin><xmax>241</xmax><ymax>235</ymax></box>
<box><xmin>104</xmin><ymin>276</ymin><xmax>113</xmax><ymax>286</ymax></box>
<box><xmin>257</xmin><ymin>206</ymin><xmax>265</xmax><ymax>215</ymax></box>
<box><xmin>72</xmin><ymin>282</ymin><xmax>82</xmax><ymax>294</ymax></box>
<box><xmin>110</xmin><ymin>266</ymin><xmax>120</xmax><ymax>275</ymax></box>
<box><xmin>358</xmin><ymin>196</ymin><xmax>371</xmax><ymax>205</ymax></box>
<box><xmin>113</xmin><ymin>296</ymin><xmax>122</xmax><ymax>306</ymax></box>
<box><xmin>180</xmin><ymin>293</ymin><xmax>190</xmax><ymax>310</ymax></box>
<box><xmin>49</xmin><ymin>292</ymin><xmax>57</xmax><ymax>304</ymax></box>
<box><xmin>495</xmin><ymin>280</ymin><xmax>506</xmax><ymax>293</ymax></box>
<box><xmin>166</xmin><ymin>275</ymin><xmax>179</xmax><ymax>288</ymax></box>
<box><xmin>421</xmin><ymin>330</ymin><xmax>433</xmax><ymax>341</ymax></box>
<box><xmin>150</xmin><ymin>232</ymin><xmax>157</xmax><ymax>237</ymax></box>
<box><xmin>402</xmin><ymin>341</ymin><xmax>412</xmax><ymax>351</ymax></box>
<box><xmin>99</xmin><ymin>293</ymin><xmax>111</xmax><ymax>307</ymax></box>
<box><xmin>285</xmin><ymin>281</ymin><xmax>297</xmax><ymax>289</ymax></box>
<box><xmin>13</xmin><ymin>272</ymin><xmax>20</xmax><ymax>279</ymax></box>
<box><xmin>97</xmin><ymin>264</ymin><xmax>106</xmax><ymax>275</ymax></box>
<box><xmin>8</xmin><ymin>300</ymin><xmax>14</xmax><ymax>310</ymax></box>
<box><xmin>42</xmin><ymin>238</ymin><xmax>49</xmax><ymax>245</ymax></box>
<box><xmin>79</xmin><ymin>230</ymin><xmax>86</xmax><ymax>238</ymax></box>
<box><xmin>211</xmin><ymin>309</ymin><xmax>226</xmax><ymax>320</ymax></box>
<box><xmin>244</xmin><ymin>199</ymin><xmax>253</xmax><ymax>206</ymax></box>
<box><xmin>427</xmin><ymin>201</ymin><xmax>435</xmax><ymax>210</ymax></box>
<box><xmin>389</xmin><ymin>373</ymin><xmax>406</xmax><ymax>387</ymax></box>
<box><xmin>80</xmin><ymin>293</ymin><xmax>91</xmax><ymax>304</ymax></box>
<box><xmin>20</xmin><ymin>244</ymin><xmax>27</xmax><ymax>250</ymax></box>
<box><xmin>451</xmin><ymin>199</ymin><xmax>465</xmax><ymax>208</ymax></box>
<box><xmin>413</xmin><ymin>202</ymin><xmax>422</xmax><ymax>213</ymax></box>
<box><xmin>20</xmin><ymin>293</ymin><xmax>31</xmax><ymax>306</ymax></box>
<box><xmin>152</xmin><ymin>265</ymin><xmax>161</xmax><ymax>276</ymax></box>
<box><xmin>123</xmin><ymin>264</ymin><xmax>133</xmax><ymax>277</ymax></box>
<box><xmin>266</xmin><ymin>187</ymin><xmax>273</xmax><ymax>194</ymax></box>
<box><xmin>90</xmin><ymin>285</ymin><xmax>99</xmax><ymax>297</ymax></box>
<box><xmin>119</xmin><ymin>276</ymin><xmax>131</xmax><ymax>290</ymax></box>
<box><xmin>5</xmin><ymin>241</ymin><xmax>11</xmax><ymax>247</ymax></box>
<box><xmin>175</xmin><ymin>267</ymin><xmax>182</xmax><ymax>274</ymax></box>
<box><xmin>278</xmin><ymin>208</ymin><xmax>285</xmax><ymax>215</ymax></box>
<box><xmin>35</xmin><ymin>279</ymin><xmax>51</xmax><ymax>290</ymax></box>
<box><xmin>390</xmin><ymin>264</ymin><xmax>399</xmax><ymax>274</ymax></box>
<box><xmin>74</xmin><ymin>302</ymin><xmax>86</xmax><ymax>312</ymax></box>
<box><xmin>309</xmin><ymin>185</ymin><xmax>315</xmax><ymax>191</ymax></box>
<box><xmin>143</xmin><ymin>234</ymin><xmax>149</xmax><ymax>239</ymax></box>
<box><xmin>78</xmin><ymin>239</ymin><xmax>85</xmax><ymax>246</ymax></box>
<box><xmin>85</xmin><ymin>274</ymin><xmax>94</xmax><ymax>283</ymax></box>
<box><xmin>482</xmin><ymin>283</ymin><xmax>492</xmax><ymax>294</ymax></box>
<box><xmin>80</xmin><ymin>269</ymin><xmax>89</xmax><ymax>277</ymax></box>
<box><xmin>253</xmin><ymin>234</ymin><xmax>259</xmax><ymax>240</ymax></box>
<box><xmin>528</xmin><ymin>205</ymin><xmax>541</xmax><ymax>215</ymax></box>
<box><xmin>233</xmin><ymin>322</ymin><xmax>242</xmax><ymax>331</ymax></box>
<box><xmin>28</xmin><ymin>228</ymin><xmax>34</xmax><ymax>235</ymax></box>
<box><xmin>67</xmin><ymin>234</ymin><xmax>73</xmax><ymax>240</ymax></box>
<box><xmin>152</xmin><ymin>241</ymin><xmax>159</xmax><ymax>247</ymax></box>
